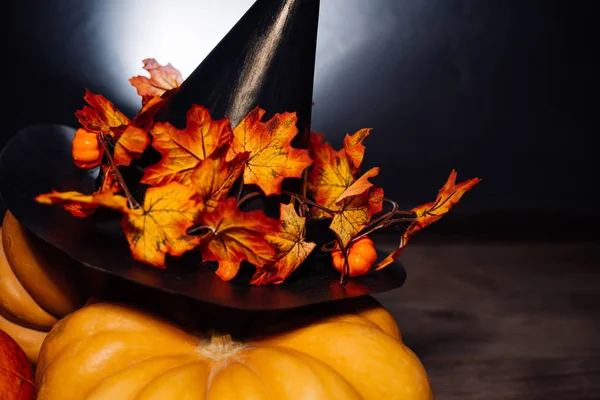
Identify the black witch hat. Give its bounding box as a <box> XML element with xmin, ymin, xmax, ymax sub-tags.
<box><xmin>152</xmin><ymin>0</ymin><xmax>321</xmax><ymax>213</ymax></box>
<box><xmin>0</xmin><ymin>0</ymin><xmax>407</xmax><ymax>310</ymax></box>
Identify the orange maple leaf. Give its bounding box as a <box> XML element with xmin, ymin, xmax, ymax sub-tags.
<box><xmin>330</xmin><ymin>175</ymin><xmax>384</xmax><ymax>248</ymax></box>
<box><xmin>113</xmin><ymin>125</ymin><xmax>151</xmax><ymax>167</ymax></box>
<box><xmin>75</xmin><ymin>90</ymin><xmax>129</xmax><ymax>134</ymax></box>
<box><xmin>228</xmin><ymin>107</ymin><xmax>313</xmax><ymax>196</ymax></box>
<box><xmin>343</xmin><ymin>128</ymin><xmax>371</xmax><ymax>172</ymax></box>
<box><xmin>62</xmin><ymin>165</ymin><xmax>121</xmax><ymax>217</ymax></box>
<box><xmin>251</xmin><ymin>203</ymin><xmax>316</xmax><ymax>285</ymax></box>
<box><xmin>142</xmin><ymin>105</ymin><xmax>233</xmax><ymax>186</ymax></box>
<box><xmin>335</xmin><ymin>167</ymin><xmax>379</xmax><ymax>203</ymax></box>
<box><xmin>376</xmin><ymin>170</ymin><xmax>481</xmax><ymax>270</ymax></box>
<box><xmin>307</xmin><ymin>133</ymin><xmax>354</xmax><ymax>218</ymax></box>
<box><xmin>36</xmin><ymin>182</ymin><xmax>202</xmax><ymax>268</ymax></box>
<box><xmin>129</xmin><ymin>58</ymin><xmax>183</xmax><ymax>106</ymax></box>
<box><xmin>195</xmin><ymin>197</ymin><xmax>280</xmax><ymax>281</ymax></box>
<box><xmin>130</xmin><ymin>93</ymin><xmax>172</xmax><ymax>131</ymax></box>
<box><xmin>190</xmin><ymin>146</ymin><xmax>249</xmax><ymax>213</ymax></box>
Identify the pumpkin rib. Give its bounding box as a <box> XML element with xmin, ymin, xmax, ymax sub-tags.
<box><xmin>134</xmin><ymin>361</ymin><xmax>213</xmax><ymax>399</ymax></box>
<box><xmin>85</xmin><ymin>355</ymin><xmax>200</xmax><ymax>399</ymax></box>
<box><xmin>238</xmin><ymin>345</ymin><xmax>365</xmax><ymax>400</ymax></box>
<box><xmin>36</xmin><ymin>330</ymin><xmax>199</xmax><ymax>399</ymax></box>
<box><xmin>208</xmin><ymin>360</ymin><xmax>273</xmax><ymax>399</ymax></box>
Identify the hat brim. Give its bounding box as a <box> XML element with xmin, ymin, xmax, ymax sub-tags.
<box><xmin>0</xmin><ymin>125</ymin><xmax>406</xmax><ymax>310</ymax></box>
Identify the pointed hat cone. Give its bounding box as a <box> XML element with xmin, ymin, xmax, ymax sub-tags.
<box><xmin>156</xmin><ymin>0</ymin><xmax>320</xmax><ymax>152</ymax></box>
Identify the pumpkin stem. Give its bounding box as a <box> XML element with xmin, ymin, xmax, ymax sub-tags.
<box><xmin>210</xmin><ymin>333</ymin><xmax>233</xmax><ymax>346</ymax></box>
<box><xmin>198</xmin><ymin>331</ymin><xmax>245</xmax><ymax>360</ymax></box>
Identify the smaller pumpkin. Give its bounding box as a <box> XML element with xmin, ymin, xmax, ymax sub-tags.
<box><xmin>35</xmin><ymin>295</ymin><xmax>432</xmax><ymax>400</ymax></box>
<box><xmin>0</xmin><ymin>328</ymin><xmax>35</xmax><ymax>400</ymax></box>
<box><xmin>72</xmin><ymin>128</ymin><xmax>102</xmax><ymax>169</ymax></box>
<box><xmin>331</xmin><ymin>236</ymin><xmax>378</xmax><ymax>277</ymax></box>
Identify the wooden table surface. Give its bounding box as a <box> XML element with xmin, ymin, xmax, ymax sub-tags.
<box><xmin>374</xmin><ymin>239</ymin><xmax>600</xmax><ymax>400</ymax></box>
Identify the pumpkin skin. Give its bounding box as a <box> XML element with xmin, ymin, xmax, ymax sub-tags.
<box><xmin>0</xmin><ymin>212</ymin><xmax>108</xmax><ymax>363</ymax></box>
<box><xmin>0</xmin><ymin>328</ymin><xmax>35</xmax><ymax>400</ymax></box>
<box><xmin>36</xmin><ymin>296</ymin><xmax>432</xmax><ymax>400</ymax></box>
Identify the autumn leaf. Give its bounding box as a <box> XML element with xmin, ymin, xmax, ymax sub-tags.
<box><xmin>142</xmin><ymin>105</ymin><xmax>233</xmax><ymax>186</ymax></box>
<box><xmin>376</xmin><ymin>170</ymin><xmax>481</xmax><ymax>270</ymax></box>
<box><xmin>343</xmin><ymin>128</ymin><xmax>371</xmax><ymax>172</ymax></box>
<box><xmin>330</xmin><ymin>186</ymin><xmax>384</xmax><ymax>248</ymax></box>
<box><xmin>228</xmin><ymin>107</ymin><xmax>313</xmax><ymax>196</ymax></box>
<box><xmin>122</xmin><ymin>183</ymin><xmax>202</xmax><ymax>267</ymax></box>
<box><xmin>75</xmin><ymin>89</ymin><xmax>129</xmax><ymax>135</ymax></box>
<box><xmin>35</xmin><ymin>189</ymin><xmax>130</xmax><ymax>214</ymax></box>
<box><xmin>190</xmin><ymin>145</ymin><xmax>249</xmax><ymax>212</ymax></box>
<box><xmin>307</xmin><ymin>133</ymin><xmax>354</xmax><ymax>218</ymax></box>
<box><xmin>328</xmin><ymin>168</ymin><xmax>382</xmax><ymax>247</ymax></box>
<box><xmin>131</xmin><ymin>94</ymin><xmax>171</xmax><ymax>131</ymax></box>
<box><xmin>36</xmin><ymin>183</ymin><xmax>202</xmax><ymax>268</ymax></box>
<box><xmin>195</xmin><ymin>197</ymin><xmax>280</xmax><ymax>281</ymax></box>
<box><xmin>61</xmin><ymin>166</ymin><xmax>120</xmax><ymax>217</ymax></box>
<box><xmin>113</xmin><ymin>125</ymin><xmax>151</xmax><ymax>166</ymax></box>
<box><xmin>129</xmin><ymin>58</ymin><xmax>183</xmax><ymax>106</ymax></box>
<box><xmin>335</xmin><ymin>167</ymin><xmax>379</xmax><ymax>203</ymax></box>
<box><xmin>251</xmin><ymin>203</ymin><xmax>316</xmax><ymax>285</ymax></box>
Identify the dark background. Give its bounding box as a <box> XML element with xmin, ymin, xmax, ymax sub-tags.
<box><xmin>3</xmin><ymin>0</ymin><xmax>598</xmax><ymax>234</ymax></box>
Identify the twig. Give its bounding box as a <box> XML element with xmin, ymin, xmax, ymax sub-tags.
<box><xmin>99</xmin><ymin>132</ymin><xmax>140</xmax><ymax>209</ymax></box>
<box><xmin>237</xmin><ymin>191</ymin><xmax>262</xmax><ymax>207</ymax></box>
<box><xmin>282</xmin><ymin>191</ymin><xmax>337</xmax><ymax>216</ymax></box>
<box><xmin>366</xmin><ymin>198</ymin><xmax>399</xmax><ymax>230</ymax></box>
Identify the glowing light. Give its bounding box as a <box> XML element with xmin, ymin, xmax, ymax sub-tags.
<box><xmin>99</xmin><ymin>0</ymin><xmax>255</xmax><ymax>108</ymax></box>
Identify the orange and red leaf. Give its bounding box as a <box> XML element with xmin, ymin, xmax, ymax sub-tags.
<box><xmin>122</xmin><ymin>183</ymin><xmax>202</xmax><ymax>268</ymax></box>
<box><xmin>129</xmin><ymin>58</ymin><xmax>183</xmax><ymax>105</ymax></box>
<box><xmin>376</xmin><ymin>170</ymin><xmax>481</xmax><ymax>270</ymax></box>
<box><xmin>142</xmin><ymin>105</ymin><xmax>233</xmax><ymax>186</ymax></box>
<box><xmin>343</xmin><ymin>128</ymin><xmax>371</xmax><ymax>172</ymax></box>
<box><xmin>113</xmin><ymin>125</ymin><xmax>151</xmax><ymax>167</ymax></box>
<box><xmin>75</xmin><ymin>90</ymin><xmax>129</xmax><ymax>135</ymax></box>
<box><xmin>190</xmin><ymin>146</ymin><xmax>249</xmax><ymax>212</ymax></box>
<box><xmin>307</xmin><ymin>133</ymin><xmax>354</xmax><ymax>218</ymax></box>
<box><xmin>251</xmin><ymin>203</ymin><xmax>316</xmax><ymax>285</ymax></box>
<box><xmin>195</xmin><ymin>198</ymin><xmax>280</xmax><ymax>281</ymax></box>
<box><xmin>229</xmin><ymin>107</ymin><xmax>313</xmax><ymax>196</ymax></box>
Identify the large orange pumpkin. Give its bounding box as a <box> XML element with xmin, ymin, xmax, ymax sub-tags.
<box><xmin>0</xmin><ymin>328</ymin><xmax>35</xmax><ymax>399</ymax></box>
<box><xmin>0</xmin><ymin>211</ymin><xmax>107</xmax><ymax>363</ymax></box>
<box><xmin>35</xmin><ymin>295</ymin><xmax>432</xmax><ymax>400</ymax></box>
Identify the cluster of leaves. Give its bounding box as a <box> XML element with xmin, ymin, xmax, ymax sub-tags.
<box><xmin>35</xmin><ymin>59</ymin><xmax>480</xmax><ymax>285</ymax></box>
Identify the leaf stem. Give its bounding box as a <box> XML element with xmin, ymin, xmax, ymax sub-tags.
<box><xmin>282</xmin><ymin>191</ymin><xmax>337</xmax><ymax>216</ymax></box>
<box><xmin>237</xmin><ymin>191</ymin><xmax>262</xmax><ymax>207</ymax></box>
<box><xmin>366</xmin><ymin>198</ymin><xmax>399</xmax><ymax>230</ymax></box>
<box><xmin>99</xmin><ymin>133</ymin><xmax>140</xmax><ymax>209</ymax></box>
<box><xmin>187</xmin><ymin>224</ymin><xmax>216</xmax><ymax>236</ymax></box>
<box><xmin>235</xmin><ymin>179</ymin><xmax>245</xmax><ymax>202</ymax></box>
